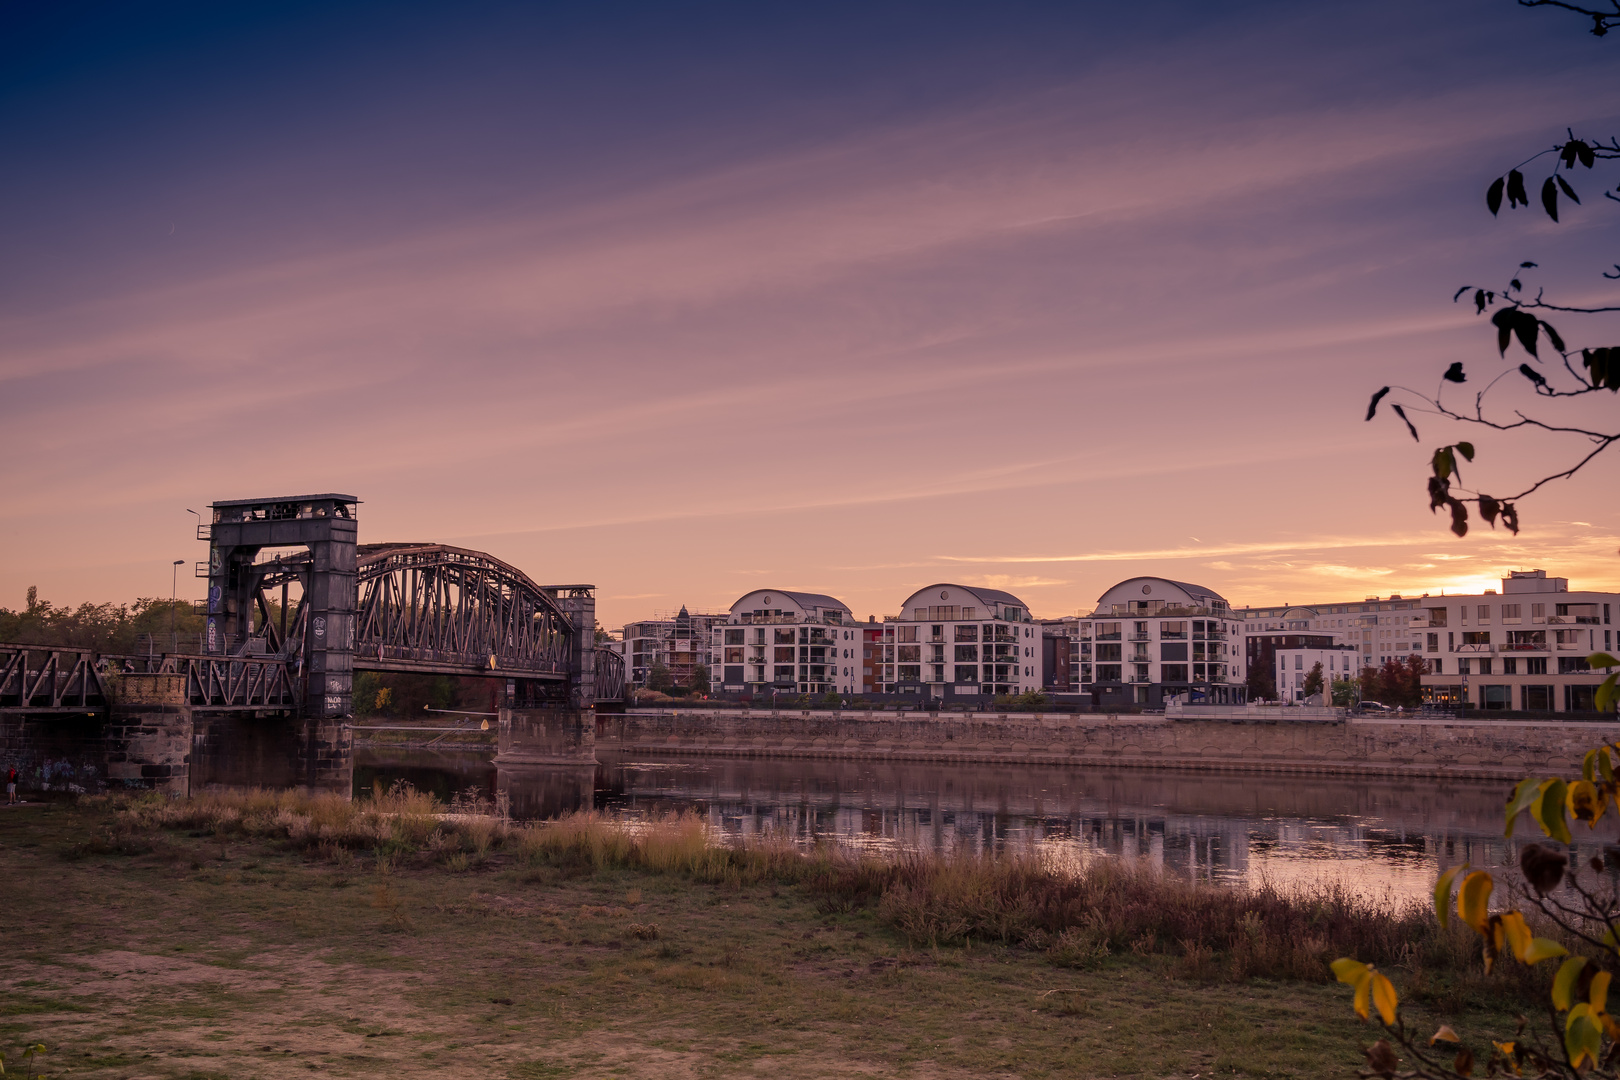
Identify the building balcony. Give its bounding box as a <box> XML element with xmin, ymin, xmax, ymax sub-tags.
<box><xmin>1455</xmin><ymin>643</ymin><xmax>1495</xmax><ymax>654</ymax></box>
<box><xmin>1128</xmin><ymin>675</ymin><xmax>1152</xmax><ymax>683</ymax></box>
<box><xmin>1557</xmin><ymin>641</ymin><xmax>1588</xmax><ymax>651</ymax></box>
<box><xmin>1128</xmin><ymin>632</ymin><xmax>1151</xmax><ymax>641</ymax></box>
<box><xmin>1096</xmin><ymin>632</ymin><xmax>1122</xmax><ymax>641</ymax></box>
<box><xmin>1498</xmin><ymin>643</ymin><xmax>1546</xmax><ymax>653</ymax></box>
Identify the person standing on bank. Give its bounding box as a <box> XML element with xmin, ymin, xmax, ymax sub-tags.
<box><xmin>5</xmin><ymin>766</ymin><xmax>18</xmax><ymax>804</ymax></box>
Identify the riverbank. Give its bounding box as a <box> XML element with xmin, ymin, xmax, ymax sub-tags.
<box><xmin>599</xmin><ymin>709</ymin><xmax>1620</xmax><ymax>782</ymax></box>
<box><xmin>0</xmin><ymin>792</ymin><xmax>1528</xmax><ymax>1079</ymax></box>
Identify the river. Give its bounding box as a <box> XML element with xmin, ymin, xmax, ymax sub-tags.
<box><xmin>354</xmin><ymin>746</ymin><xmax>1533</xmax><ymax>903</ymax></box>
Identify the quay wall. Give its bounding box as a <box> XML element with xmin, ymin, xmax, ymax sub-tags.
<box><xmin>597</xmin><ymin>709</ymin><xmax>1620</xmax><ymax>782</ymax></box>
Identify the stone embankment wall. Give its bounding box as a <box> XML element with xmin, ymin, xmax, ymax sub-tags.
<box><xmin>596</xmin><ymin>709</ymin><xmax>1620</xmax><ymax>782</ymax></box>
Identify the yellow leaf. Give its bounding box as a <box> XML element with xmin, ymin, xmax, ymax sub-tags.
<box><xmin>1459</xmin><ymin>870</ymin><xmax>1494</xmax><ymax>934</ymax></box>
<box><xmin>1569</xmin><ymin>779</ymin><xmax>1605</xmax><ymax>826</ymax></box>
<box><xmin>1534</xmin><ymin>779</ymin><xmax>1573</xmax><ymax>844</ymax></box>
<box><xmin>1434</xmin><ymin>863</ymin><xmax>1468</xmax><ymax>929</ymax></box>
<box><xmin>1431</xmin><ymin>1024</ymin><xmax>1461</xmax><ymax>1045</ymax></box>
<box><xmin>1554</xmin><ymin>956</ymin><xmax>1589</xmax><ymax>1011</ymax></box>
<box><xmin>1567</xmin><ymin>1003</ymin><xmax>1603</xmax><ymax>1069</ymax></box>
<box><xmin>1331</xmin><ymin>957</ymin><xmax>1370</xmax><ymax>985</ymax></box>
<box><xmin>1504</xmin><ymin>778</ymin><xmax>1542</xmax><ymax>838</ymax></box>
<box><xmin>1497</xmin><ymin>911</ymin><xmax>1532</xmax><ymax>961</ymax></box>
<box><xmin>1371</xmin><ymin>971</ymin><xmax>1398</xmax><ymax>1025</ymax></box>
<box><xmin>1524</xmin><ymin>937</ymin><xmax>1569</xmax><ymax>965</ymax></box>
<box><xmin>1352</xmin><ymin>971</ymin><xmax>1372</xmax><ymax>1021</ymax></box>
<box><xmin>1592</xmin><ymin>970</ymin><xmax>1611</xmax><ymax>1014</ymax></box>
<box><xmin>1493</xmin><ymin>1041</ymin><xmax>1521</xmax><ymax>1076</ymax></box>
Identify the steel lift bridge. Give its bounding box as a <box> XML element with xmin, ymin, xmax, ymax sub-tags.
<box><xmin>197</xmin><ymin>494</ymin><xmax>625</xmax><ymax>717</ymax></box>
<box><xmin>0</xmin><ymin>494</ymin><xmax>625</xmax><ymax>717</ymax></box>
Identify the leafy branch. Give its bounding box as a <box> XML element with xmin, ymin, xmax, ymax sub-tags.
<box><xmin>1368</xmin><ymin>130</ymin><xmax>1620</xmax><ymax>536</ymax></box>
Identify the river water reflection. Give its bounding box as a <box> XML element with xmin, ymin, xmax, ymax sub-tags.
<box><xmin>355</xmin><ymin>747</ymin><xmax>1527</xmax><ymax>903</ymax></box>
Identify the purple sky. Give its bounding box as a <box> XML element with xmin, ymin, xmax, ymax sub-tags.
<box><xmin>4</xmin><ymin>0</ymin><xmax>1619</xmax><ymax>626</ymax></box>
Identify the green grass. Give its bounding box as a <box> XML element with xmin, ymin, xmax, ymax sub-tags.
<box><xmin>0</xmin><ymin>796</ymin><xmax>1530</xmax><ymax>1079</ymax></box>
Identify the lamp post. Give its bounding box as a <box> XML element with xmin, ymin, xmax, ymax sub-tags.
<box><xmin>170</xmin><ymin>559</ymin><xmax>184</xmax><ymax>652</ymax></box>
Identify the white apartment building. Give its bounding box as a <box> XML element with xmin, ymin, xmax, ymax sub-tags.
<box><xmin>1273</xmin><ymin>645</ymin><xmax>1363</xmax><ymax>702</ymax></box>
<box><xmin>711</xmin><ymin>589</ymin><xmax>860</xmax><ymax>697</ymax></box>
<box><xmin>883</xmin><ymin>584</ymin><xmax>1039</xmax><ymax>698</ymax></box>
<box><xmin>1417</xmin><ymin>570</ymin><xmax>1619</xmax><ymax>712</ymax></box>
<box><xmin>1238</xmin><ymin>598</ymin><xmax>1425</xmax><ymax>671</ymax></box>
<box><xmin>1076</xmin><ymin>577</ymin><xmax>1245</xmax><ymax>707</ymax></box>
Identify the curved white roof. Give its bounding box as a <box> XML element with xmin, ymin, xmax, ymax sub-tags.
<box><xmin>728</xmin><ymin>589</ymin><xmax>852</xmax><ymax>617</ymax></box>
<box><xmin>896</xmin><ymin>583</ymin><xmax>1033</xmax><ymax>619</ymax></box>
<box><xmin>1091</xmin><ymin>576</ymin><xmax>1230</xmax><ymax>612</ymax></box>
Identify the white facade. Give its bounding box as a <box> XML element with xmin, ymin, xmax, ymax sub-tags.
<box><xmin>1273</xmin><ymin>645</ymin><xmax>1361</xmax><ymax>702</ymax></box>
<box><xmin>712</xmin><ymin>589</ymin><xmax>860</xmax><ymax>696</ymax></box>
<box><xmin>1238</xmin><ymin>599</ymin><xmax>1422</xmax><ymax>670</ymax></box>
<box><xmin>1077</xmin><ymin>577</ymin><xmax>1245</xmax><ymax>706</ymax></box>
<box><xmin>884</xmin><ymin>584</ymin><xmax>1039</xmax><ymax>697</ymax></box>
<box><xmin>1416</xmin><ymin>570</ymin><xmax>1619</xmax><ymax>712</ymax></box>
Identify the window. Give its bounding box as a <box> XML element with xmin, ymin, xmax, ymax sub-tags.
<box><xmin>897</xmin><ymin>625</ymin><xmax>918</xmax><ymax>643</ymax></box>
<box><xmin>1427</xmin><ymin>633</ymin><xmax>1439</xmax><ymax>653</ymax></box>
<box><xmin>1294</xmin><ymin>654</ymin><xmax>1304</xmax><ymax>669</ymax></box>
<box><xmin>1462</xmin><ymin>631</ymin><xmax>1490</xmax><ymax>645</ymax></box>
<box><xmin>1161</xmin><ymin>664</ymin><xmax>1189</xmax><ymax>682</ymax></box>
<box><xmin>1160</xmin><ymin>621</ymin><xmax>1188</xmax><ymax>639</ymax></box>
<box><xmin>1560</xmin><ymin>656</ymin><xmax>1592</xmax><ymax>674</ymax></box>
<box><xmin>774</xmin><ymin>646</ymin><xmax>794</xmax><ymax>662</ymax></box>
<box><xmin>898</xmin><ymin>665</ymin><xmax>920</xmax><ymax>682</ymax></box>
<box><xmin>1095</xmin><ymin>643</ymin><xmax>1121</xmax><ymax>662</ymax></box>
<box><xmin>773</xmin><ymin>665</ymin><xmax>794</xmax><ymax>681</ymax></box>
<box><xmin>1161</xmin><ymin>642</ymin><xmax>1188</xmax><ymax>661</ymax></box>
<box><xmin>1481</xmin><ymin>685</ymin><xmax>1511</xmax><ymax>710</ymax></box>
<box><xmin>1503</xmin><ymin>658</ymin><xmax>1517</xmax><ymax>675</ymax></box>
<box><xmin>1478</xmin><ymin>605</ymin><xmax>1492</xmax><ymax>621</ymax></box>
<box><xmin>954</xmin><ymin>665</ymin><xmax>979</xmax><ymax>684</ymax></box>
<box><xmin>1478</xmin><ymin>658</ymin><xmax>1492</xmax><ymax>676</ymax></box>
<box><xmin>955</xmin><ymin>625</ymin><xmax>978</xmax><ymax>642</ymax></box>
<box><xmin>1502</xmin><ymin>604</ymin><xmax>1521</xmax><ymax>621</ymax></box>
<box><xmin>1524</xmin><ymin>685</ymin><xmax>1553</xmax><ymax>710</ymax></box>
<box><xmin>1533</xmin><ymin>603</ymin><xmax>1546</xmax><ymax>620</ymax></box>
<box><xmin>1097</xmin><ymin>664</ymin><xmax>1121</xmax><ymax>682</ymax></box>
<box><xmin>954</xmin><ymin>644</ymin><xmax>978</xmax><ymax>662</ymax></box>
<box><xmin>774</xmin><ymin>629</ymin><xmax>795</xmax><ymax>644</ymax></box>
<box><xmin>1528</xmin><ymin>657</ymin><xmax>1548</xmax><ymax>675</ymax></box>
<box><xmin>724</xmin><ymin>629</ymin><xmax>744</xmax><ymax>645</ymax></box>
<box><xmin>725</xmin><ymin>648</ymin><xmax>744</xmax><ymax>664</ymax></box>
<box><xmin>897</xmin><ymin>645</ymin><xmax>920</xmax><ymax>663</ymax></box>
<box><xmin>1459</xmin><ymin>659</ymin><xmax>1471</xmax><ymax>675</ymax></box>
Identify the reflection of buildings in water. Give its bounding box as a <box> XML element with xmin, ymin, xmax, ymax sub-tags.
<box><xmin>359</xmin><ymin>748</ymin><xmax>1525</xmax><ymax>903</ymax></box>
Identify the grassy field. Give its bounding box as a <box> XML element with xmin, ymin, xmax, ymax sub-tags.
<box><xmin>0</xmin><ymin>794</ymin><xmax>1520</xmax><ymax>1080</ymax></box>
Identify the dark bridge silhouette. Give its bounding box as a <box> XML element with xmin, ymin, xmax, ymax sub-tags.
<box><xmin>1</xmin><ymin>494</ymin><xmax>624</xmax><ymax>715</ymax></box>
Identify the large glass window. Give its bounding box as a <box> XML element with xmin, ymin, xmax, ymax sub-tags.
<box><xmin>774</xmin><ymin>628</ymin><xmax>795</xmax><ymax>644</ymax></box>
<box><xmin>724</xmin><ymin>629</ymin><xmax>744</xmax><ymax>645</ymax></box>
<box><xmin>954</xmin><ymin>665</ymin><xmax>979</xmax><ymax>683</ymax></box>
<box><xmin>897</xmin><ymin>645</ymin><xmax>921</xmax><ymax>663</ymax></box>
<box><xmin>954</xmin><ymin>644</ymin><xmax>978</xmax><ymax>662</ymax></box>
<box><xmin>955</xmin><ymin>625</ymin><xmax>978</xmax><ymax>642</ymax></box>
<box><xmin>1160</xmin><ymin>621</ymin><xmax>1188</xmax><ymax>640</ymax></box>
<box><xmin>1097</xmin><ymin>664</ymin><xmax>1121</xmax><ymax>682</ymax></box>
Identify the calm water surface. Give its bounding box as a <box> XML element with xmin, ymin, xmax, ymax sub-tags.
<box><xmin>355</xmin><ymin>747</ymin><xmax>1533</xmax><ymax>903</ymax></box>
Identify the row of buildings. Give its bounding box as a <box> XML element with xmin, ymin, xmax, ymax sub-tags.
<box><xmin>610</xmin><ymin>569</ymin><xmax>1619</xmax><ymax>713</ymax></box>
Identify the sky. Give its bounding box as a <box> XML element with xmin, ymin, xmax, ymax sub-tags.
<box><xmin>4</xmin><ymin>0</ymin><xmax>1620</xmax><ymax>628</ymax></box>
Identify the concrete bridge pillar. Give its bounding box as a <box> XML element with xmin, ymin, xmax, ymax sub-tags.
<box><xmin>495</xmin><ymin>708</ymin><xmax>596</xmax><ymax>766</ymax></box>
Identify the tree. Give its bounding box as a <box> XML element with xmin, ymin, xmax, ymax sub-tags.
<box><xmin>689</xmin><ymin>663</ymin><xmax>710</xmax><ymax>695</ymax></box>
<box><xmin>1520</xmin><ymin>0</ymin><xmax>1620</xmax><ymax>36</ymax></box>
<box><xmin>648</xmin><ymin>660</ymin><xmax>672</xmax><ymax>693</ymax></box>
<box><xmin>1327</xmin><ymin>649</ymin><xmax>1620</xmax><ymax>1079</ymax></box>
<box><xmin>1246</xmin><ymin>663</ymin><xmax>1277</xmax><ymax>702</ymax></box>
<box><xmin>1330</xmin><ymin>676</ymin><xmax>1358</xmax><ymax>707</ymax></box>
<box><xmin>1303</xmin><ymin>661</ymin><xmax>1325</xmax><ymax>698</ymax></box>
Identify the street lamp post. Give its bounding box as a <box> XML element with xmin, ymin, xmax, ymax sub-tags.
<box><xmin>170</xmin><ymin>559</ymin><xmax>185</xmax><ymax>652</ymax></box>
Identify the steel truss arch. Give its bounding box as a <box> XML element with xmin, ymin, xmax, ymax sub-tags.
<box><xmin>352</xmin><ymin>543</ymin><xmax>574</xmax><ymax>679</ymax></box>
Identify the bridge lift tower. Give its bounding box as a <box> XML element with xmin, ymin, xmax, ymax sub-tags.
<box><xmin>202</xmin><ymin>494</ymin><xmax>359</xmax><ymax>719</ymax></box>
